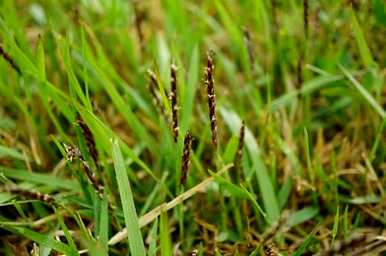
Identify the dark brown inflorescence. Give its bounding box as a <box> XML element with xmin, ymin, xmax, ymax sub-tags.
<box><xmin>147</xmin><ymin>69</ymin><xmax>167</xmax><ymax>119</ymax></box>
<box><xmin>297</xmin><ymin>58</ymin><xmax>303</xmax><ymax>88</ymax></box>
<box><xmin>64</xmin><ymin>144</ymin><xmax>104</xmax><ymax>198</ymax></box>
<box><xmin>0</xmin><ymin>44</ymin><xmax>21</xmax><ymax>75</ymax></box>
<box><xmin>180</xmin><ymin>132</ymin><xmax>193</xmax><ymax>186</ymax></box>
<box><xmin>303</xmin><ymin>0</ymin><xmax>309</xmax><ymax>39</ymax></box>
<box><xmin>132</xmin><ymin>0</ymin><xmax>146</xmax><ymax>48</ymax></box>
<box><xmin>243</xmin><ymin>28</ymin><xmax>255</xmax><ymax>71</ymax></box>
<box><xmin>235</xmin><ymin>121</ymin><xmax>245</xmax><ymax>173</ymax></box>
<box><xmin>170</xmin><ymin>64</ymin><xmax>179</xmax><ymax>142</ymax></box>
<box><xmin>76</xmin><ymin>116</ymin><xmax>98</xmax><ymax>165</ymax></box>
<box><xmin>204</xmin><ymin>51</ymin><xmax>218</xmax><ymax>149</ymax></box>
<box><xmin>80</xmin><ymin>158</ymin><xmax>104</xmax><ymax>197</ymax></box>
<box><xmin>5</xmin><ymin>186</ymin><xmax>55</xmax><ymax>204</ymax></box>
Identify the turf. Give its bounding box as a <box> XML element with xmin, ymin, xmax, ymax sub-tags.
<box><xmin>0</xmin><ymin>0</ymin><xmax>385</xmax><ymax>255</ymax></box>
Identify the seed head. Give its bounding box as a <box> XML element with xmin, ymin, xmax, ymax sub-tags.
<box><xmin>243</xmin><ymin>28</ymin><xmax>255</xmax><ymax>71</ymax></box>
<box><xmin>64</xmin><ymin>143</ymin><xmax>81</xmax><ymax>161</ymax></box>
<box><xmin>80</xmin><ymin>159</ymin><xmax>104</xmax><ymax>198</ymax></box>
<box><xmin>64</xmin><ymin>144</ymin><xmax>104</xmax><ymax>198</ymax></box>
<box><xmin>303</xmin><ymin>0</ymin><xmax>309</xmax><ymax>39</ymax></box>
<box><xmin>180</xmin><ymin>132</ymin><xmax>193</xmax><ymax>186</ymax></box>
<box><xmin>297</xmin><ymin>58</ymin><xmax>303</xmax><ymax>88</ymax></box>
<box><xmin>4</xmin><ymin>186</ymin><xmax>55</xmax><ymax>204</ymax></box>
<box><xmin>204</xmin><ymin>51</ymin><xmax>218</xmax><ymax>149</ymax></box>
<box><xmin>235</xmin><ymin>121</ymin><xmax>245</xmax><ymax>173</ymax></box>
<box><xmin>170</xmin><ymin>64</ymin><xmax>179</xmax><ymax>142</ymax></box>
<box><xmin>76</xmin><ymin>116</ymin><xmax>98</xmax><ymax>165</ymax></box>
<box><xmin>147</xmin><ymin>69</ymin><xmax>167</xmax><ymax>120</ymax></box>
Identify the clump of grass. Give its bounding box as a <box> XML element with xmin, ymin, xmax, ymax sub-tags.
<box><xmin>0</xmin><ymin>1</ymin><xmax>385</xmax><ymax>255</ymax></box>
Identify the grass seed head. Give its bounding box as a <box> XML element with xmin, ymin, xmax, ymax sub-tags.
<box><xmin>180</xmin><ymin>132</ymin><xmax>193</xmax><ymax>186</ymax></box>
<box><xmin>133</xmin><ymin>0</ymin><xmax>146</xmax><ymax>47</ymax></box>
<box><xmin>147</xmin><ymin>69</ymin><xmax>167</xmax><ymax>119</ymax></box>
<box><xmin>204</xmin><ymin>51</ymin><xmax>218</xmax><ymax>149</ymax></box>
<box><xmin>76</xmin><ymin>116</ymin><xmax>98</xmax><ymax>165</ymax></box>
<box><xmin>170</xmin><ymin>63</ymin><xmax>179</xmax><ymax>142</ymax></box>
<box><xmin>4</xmin><ymin>186</ymin><xmax>55</xmax><ymax>204</ymax></box>
<box><xmin>235</xmin><ymin>120</ymin><xmax>245</xmax><ymax>175</ymax></box>
<box><xmin>80</xmin><ymin>159</ymin><xmax>104</xmax><ymax>198</ymax></box>
<box><xmin>64</xmin><ymin>143</ymin><xmax>81</xmax><ymax>161</ymax></box>
<box><xmin>297</xmin><ymin>58</ymin><xmax>303</xmax><ymax>88</ymax></box>
<box><xmin>243</xmin><ymin>28</ymin><xmax>255</xmax><ymax>70</ymax></box>
<box><xmin>303</xmin><ymin>0</ymin><xmax>309</xmax><ymax>38</ymax></box>
<box><xmin>64</xmin><ymin>144</ymin><xmax>103</xmax><ymax>198</ymax></box>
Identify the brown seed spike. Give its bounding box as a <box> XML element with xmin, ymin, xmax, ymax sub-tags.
<box><xmin>64</xmin><ymin>144</ymin><xmax>104</xmax><ymax>198</ymax></box>
<box><xmin>243</xmin><ymin>28</ymin><xmax>255</xmax><ymax>71</ymax></box>
<box><xmin>204</xmin><ymin>51</ymin><xmax>218</xmax><ymax>149</ymax></box>
<box><xmin>235</xmin><ymin>121</ymin><xmax>245</xmax><ymax>172</ymax></box>
<box><xmin>0</xmin><ymin>44</ymin><xmax>21</xmax><ymax>75</ymax></box>
<box><xmin>64</xmin><ymin>143</ymin><xmax>81</xmax><ymax>161</ymax></box>
<box><xmin>80</xmin><ymin>159</ymin><xmax>104</xmax><ymax>198</ymax></box>
<box><xmin>297</xmin><ymin>58</ymin><xmax>303</xmax><ymax>88</ymax></box>
<box><xmin>180</xmin><ymin>132</ymin><xmax>193</xmax><ymax>186</ymax></box>
<box><xmin>5</xmin><ymin>186</ymin><xmax>55</xmax><ymax>204</ymax></box>
<box><xmin>170</xmin><ymin>64</ymin><xmax>179</xmax><ymax>142</ymax></box>
<box><xmin>133</xmin><ymin>1</ymin><xmax>145</xmax><ymax>48</ymax></box>
<box><xmin>303</xmin><ymin>0</ymin><xmax>309</xmax><ymax>39</ymax></box>
<box><xmin>76</xmin><ymin>116</ymin><xmax>98</xmax><ymax>165</ymax></box>
<box><xmin>147</xmin><ymin>69</ymin><xmax>167</xmax><ymax>119</ymax></box>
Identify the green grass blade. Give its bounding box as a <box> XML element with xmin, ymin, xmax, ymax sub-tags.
<box><xmin>148</xmin><ymin>218</ymin><xmax>159</xmax><ymax>256</ymax></box>
<box><xmin>160</xmin><ymin>210</ymin><xmax>172</xmax><ymax>256</ymax></box>
<box><xmin>340</xmin><ymin>65</ymin><xmax>385</xmax><ymax>118</ymax></box>
<box><xmin>332</xmin><ymin>206</ymin><xmax>340</xmax><ymax>242</ymax></box>
<box><xmin>0</xmin><ymin>145</ymin><xmax>24</xmax><ymax>160</ymax></box>
<box><xmin>0</xmin><ymin>167</ymin><xmax>79</xmax><ymax>190</ymax></box>
<box><xmin>111</xmin><ymin>139</ymin><xmax>146</xmax><ymax>256</ymax></box>
<box><xmin>286</xmin><ymin>207</ymin><xmax>319</xmax><ymax>228</ymax></box>
<box><xmin>293</xmin><ymin>228</ymin><xmax>317</xmax><ymax>256</ymax></box>
<box><xmin>98</xmin><ymin>193</ymin><xmax>109</xmax><ymax>254</ymax></box>
<box><xmin>350</xmin><ymin>10</ymin><xmax>374</xmax><ymax>67</ymax></box>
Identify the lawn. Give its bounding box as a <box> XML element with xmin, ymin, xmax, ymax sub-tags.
<box><xmin>0</xmin><ymin>0</ymin><xmax>385</xmax><ymax>255</ymax></box>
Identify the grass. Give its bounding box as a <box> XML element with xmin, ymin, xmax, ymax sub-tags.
<box><xmin>0</xmin><ymin>0</ymin><xmax>385</xmax><ymax>255</ymax></box>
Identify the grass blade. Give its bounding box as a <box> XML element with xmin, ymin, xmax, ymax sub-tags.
<box><xmin>111</xmin><ymin>139</ymin><xmax>146</xmax><ymax>255</ymax></box>
<box><xmin>340</xmin><ymin>65</ymin><xmax>385</xmax><ymax>118</ymax></box>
